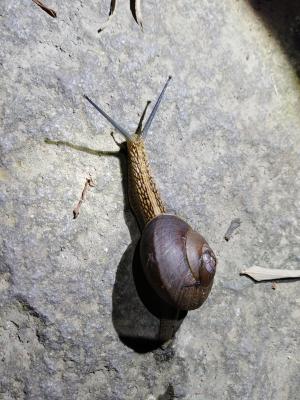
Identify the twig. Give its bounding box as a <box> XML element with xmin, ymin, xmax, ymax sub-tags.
<box><xmin>73</xmin><ymin>177</ymin><xmax>95</xmax><ymax>219</ymax></box>
<box><xmin>224</xmin><ymin>218</ymin><xmax>241</xmax><ymax>241</ymax></box>
<box><xmin>32</xmin><ymin>0</ymin><xmax>57</xmax><ymax>18</ymax></box>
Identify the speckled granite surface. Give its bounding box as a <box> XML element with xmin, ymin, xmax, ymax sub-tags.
<box><xmin>0</xmin><ymin>1</ymin><xmax>299</xmax><ymax>399</ymax></box>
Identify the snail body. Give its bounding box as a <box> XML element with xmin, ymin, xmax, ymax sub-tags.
<box><xmin>84</xmin><ymin>76</ymin><xmax>216</xmax><ymax>316</ymax></box>
<box><xmin>126</xmin><ymin>133</ymin><xmax>166</xmax><ymax>227</ymax></box>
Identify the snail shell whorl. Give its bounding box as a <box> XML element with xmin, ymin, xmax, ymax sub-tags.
<box><xmin>140</xmin><ymin>214</ymin><xmax>216</xmax><ymax>310</ymax></box>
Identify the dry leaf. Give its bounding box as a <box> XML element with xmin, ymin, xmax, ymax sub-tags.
<box><xmin>240</xmin><ymin>266</ymin><xmax>300</xmax><ymax>282</ymax></box>
<box><xmin>224</xmin><ymin>218</ymin><xmax>241</xmax><ymax>241</ymax></box>
<box><xmin>98</xmin><ymin>0</ymin><xmax>117</xmax><ymax>33</ymax></box>
<box><xmin>32</xmin><ymin>0</ymin><xmax>57</xmax><ymax>18</ymax></box>
<box><xmin>130</xmin><ymin>0</ymin><xmax>143</xmax><ymax>30</ymax></box>
<box><xmin>98</xmin><ymin>0</ymin><xmax>143</xmax><ymax>33</ymax></box>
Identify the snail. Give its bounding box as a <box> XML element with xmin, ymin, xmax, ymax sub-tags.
<box><xmin>84</xmin><ymin>76</ymin><xmax>217</xmax><ymax>328</ymax></box>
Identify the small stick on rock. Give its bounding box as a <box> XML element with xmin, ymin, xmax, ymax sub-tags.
<box><xmin>73</xmin><ymin>176</ymin><xmax>95</xmax><ymax>219</ymax></box>
<box><xmin>224</xmin><ymin>218</ymin><xmax>241</xmax><ymax>241</ymax></box>
<box><xmin>32</xmin><ymin>0</ymin><xmax>57</xmax><ymax>18</ymax></box>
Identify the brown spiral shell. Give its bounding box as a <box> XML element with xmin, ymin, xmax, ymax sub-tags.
<box><xmin>139</xmin><ymin>214</ymin><xmax>217</xmax><ymax>310</ymax></box>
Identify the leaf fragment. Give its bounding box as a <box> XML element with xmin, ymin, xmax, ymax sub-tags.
<box><xmin>32</xmin><ymin>0</ymin><xmax>57</xmax><ymax>18</ymax></box>
<box><xmin>98</xmin><ymin>0</ymin><xmax>117</xmax><ymax>33</ymax></box>
<box><xmin>130</xmin><ymin>0</ymin><xmax>143</xmax><ymax>30</ymax></box>
<box><xmin>240</xmin><ymin>266</ymin><xmax>300</xmax><ymax>282</ymax></box>
<box><xmin>224</xmin><ymin>218</ymin><xmax>241</xmax><ymax>241</ymax></box>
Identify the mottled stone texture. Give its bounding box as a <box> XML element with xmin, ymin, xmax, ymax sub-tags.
<box><xmin>0</xmin><ymin>1</ymin><xmax>299</xmax><ymax>399</ymax></box>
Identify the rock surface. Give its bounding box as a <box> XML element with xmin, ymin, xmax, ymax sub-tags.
<box><xmin>0</xmin><ymin>1</ymin><xmax>299</xmax><ymax>399</ymax></box>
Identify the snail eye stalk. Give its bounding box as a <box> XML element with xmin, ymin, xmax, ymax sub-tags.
<box><xmin>142</xmin><ymin>76</ymin><xmax>172</xmax><ymax>138</ymax></box>
<box><xmin>136</xmin><ymin>101</ymin><xmax>151</xmax><ymax>135</ymax></box>
<box><xmin>83</xmin><ymin>75</ymin><xmax>172</xmax><ymax>141</ymax></box>
<box><xmin>83</xmin><ymin>95</ymin><xmax>131</xmax><ymax>140</ymax></box>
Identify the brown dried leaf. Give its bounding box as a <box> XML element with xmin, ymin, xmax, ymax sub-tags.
<box><xmin>32</xmin><ymin>0</ymin><xmax>57</xmax><ymax>18</ymax></box>
<box><xmin>240</xmin><ymin>266</ymin><xmax>300</xmax><ymax>282</ymax></box>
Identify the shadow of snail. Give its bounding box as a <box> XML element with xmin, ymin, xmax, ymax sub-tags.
<box><xmin>247</xmin><ymin>0</ymin><xmax>300</xmax><ymax>78</ymax></box>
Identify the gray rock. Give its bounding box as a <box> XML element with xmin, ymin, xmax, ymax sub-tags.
<box><xmin>0</xmin><ymin>0</ymin><xmax>299</xmax><ymax>399</ymax></box>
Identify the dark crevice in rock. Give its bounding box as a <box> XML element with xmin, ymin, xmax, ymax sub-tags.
<box><xmin>157</xmin><ymin>383</ymin><xmax>175</xmax><ymax>400</ymax></box>
<box><xmin>15</xmin><ymin>295</ymin><xmax>49</xmax><ymax>325</ymax></box>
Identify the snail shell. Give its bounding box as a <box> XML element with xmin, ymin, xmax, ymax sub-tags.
<box><xmin>140</xmin><ymin>214</ymin><xmax>216</xmax><ymax>310</ymax></box>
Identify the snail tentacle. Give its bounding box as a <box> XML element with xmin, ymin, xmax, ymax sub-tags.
<box><xmin>142</xmin><ymin>76</ymin><xmax>172</xmax><ymax>137</ymax></box>
<box><xmin>83</xmin><ymin>94</ymin><xmax>131</xmax><ymax>140</ymax></box>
